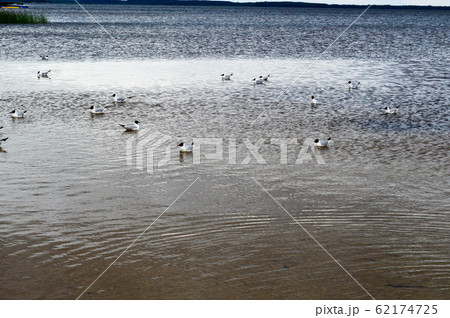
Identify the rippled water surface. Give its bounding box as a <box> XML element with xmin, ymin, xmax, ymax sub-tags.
<box><xmin>0</xmin><ymin>4</ymin><xmax>449</xmax><ymax>299</ymax></box>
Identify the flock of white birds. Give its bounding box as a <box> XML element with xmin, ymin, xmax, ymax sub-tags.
<box><xmin>0</xmin><ymin>56</ymin><xmax>400</xmax><ymax>152</ymax></box>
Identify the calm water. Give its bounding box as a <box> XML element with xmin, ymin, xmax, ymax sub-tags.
<box><xmin>0</xmin><ymin>4</ymin><xmax>449</xmax><ymax>299</ymax></box>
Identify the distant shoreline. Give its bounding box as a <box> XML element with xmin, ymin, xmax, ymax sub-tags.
<box><xmin>27</xmin><ymin>1</ymin><xmax>450</xmax><ymax>10</ymax></box>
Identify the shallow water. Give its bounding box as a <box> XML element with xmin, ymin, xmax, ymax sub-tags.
<box><xmin>0</xmin><ymin>4</ymin><xmax>449</xmax><ymax>299</ymax></box>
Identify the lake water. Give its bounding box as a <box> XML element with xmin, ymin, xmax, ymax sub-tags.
<box><xmin>0</xmin><ymin>4</ymin><xmax>449</xmax><ymax>299</ymax></box>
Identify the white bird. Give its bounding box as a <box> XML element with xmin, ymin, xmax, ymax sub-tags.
<box><xmin>10</xmin><ymin>109</ymin><xmax>27</xmax><ymax>118</ymax></box>
<box><xmin>119</xmin><ymin>120</ymin><xmax>139</xmax><ymax>131</ymax></box>
<box><xmin>311</xmin><ymin>96</ymin><xmax>317</xmax><ymax>105</ymax></box>
<box><xmin>383</xmin><ymin>106</ymin><xmax>399</xmax><ymax>114</ymax></box>
<box><xmin>112</xmin><ymin>94</ymin><xmax>132</xmax><ymax>102</ymax></box>
<box><xmin>89</xmin><ymin>105</ymin><xmax>107</xmax><ymax>115</ymax></box>
<box><xmin>261</xmin><ymin>74</ymin><xmax>270</xmax><ymax>81</ymax></box>
<box><xmin>178</xmin><ymin>142</ymin><xmax>194</xmax><ymax>153</ymax></box>
<box><xmin>348</xmin><ymin>81</ymin><xmax>360</xmax><ymax>90</ymax></box>
<box><xmin>40</xmin><ymin>55</ymin><xmax>49</xmax><ymax>60</ymax></box>
<box><xmin>253</xmin><ymin>77</ymin><xmax>264</xmax><ymax>85</ymax></box>
<box><xmin>0</xmin><ymin>137</ymin><xmax>8</xmax><ymax>147</ymax></box>
<box><xmin>37</xmin><ymin>70</ymin><xmax>51</xmax><ymax>78</ymax></box>
<box><xmin>221</xmin><ymin>73</ymin><xmax>233</xmax><ymax>81</ymax></box>
<box><xmin>314</xmin><ymin>137</ymin><xmax>331</xmax><ymax>147</ymax></box>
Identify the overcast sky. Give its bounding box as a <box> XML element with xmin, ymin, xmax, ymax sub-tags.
<box><xmin>228</xmin><ymin>0</ymin><xmax>449</xmax><ymax>6</ymax></box>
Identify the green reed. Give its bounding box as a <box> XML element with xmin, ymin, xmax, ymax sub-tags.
<box><xmin>0</xmin><ymin>10</ymin><xmax>48</xmax><ymax>24</ymax></box>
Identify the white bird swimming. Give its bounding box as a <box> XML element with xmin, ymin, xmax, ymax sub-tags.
<box><xmin>348</xmin><ymin>81</ymin><xmax>360</xmax><ymax>90</ymax></box>
<box><xmin>311</xmin><ymin>96</ymin><xmax>317</xmax><ymax>105</ymax></box>
<box><xmin>112</xmin><ymin>94</ymin><xmax>132</xmax><ymax>102</ymax></box>
<box><xmin>10</xmin><ymin>109</ymin><xmax>27</xmax><ymax>118</ymax></box>
<box><xmin>261</xmin><ymin>74</ymin><xmax>270</xmax><ymax>81</ymax></box>
<box><xmin>40</xmin><ymin>55</ymin><xmax>49</xmax><ymax>60</ymax></box>
<box><xmin>89</xmin><ymin>105</ymin><xmax>108</xmax><ymax>114</ymax></box>
<box><xmin>119</xmin><ymin>120</ymin><xmax>139</xmax><ymax>131</ymax></box>
<box><xmin>253</xmin><ymin>77</ymin><xmax>264</xmax><ymax>85</ymax></box>
<box><xmin>314</xmin><ymin>137</ymin><xmax>331</xmax><ymax>147</ymax></box>
<box><xmin>0</xmin><ymin>137</ymin><xmax>8</xmax><ymax>147</ymax></box>
<box><xmin>383</xmin><ymin>106</ymin><xmax>399</xmax><ymax>114</ymax></box>
<box><xmin>221</xmin><ymin>73</ymin><xmax>233</xmax><ymax>81</ymax></box>
<box><xmin>178</xmin><ymin>142</ymin><xmax>194</xmax><ymax>153</ymax></box>
<box><xmin>37</xmin><ymin>70</ymin><xmax>51</xmax><ymax>78</ymax></box>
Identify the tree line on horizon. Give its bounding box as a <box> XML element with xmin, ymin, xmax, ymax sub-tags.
<box><xmin>4</xmin><ymin>0</ymin><xmax>448</xmax><ymax>10</ymax></box>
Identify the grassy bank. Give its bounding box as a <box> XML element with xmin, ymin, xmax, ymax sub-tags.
<box><xmin>0</xmin><ymin>10</ymin><xmax>48</xmax><ymax>24</ymax></box>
